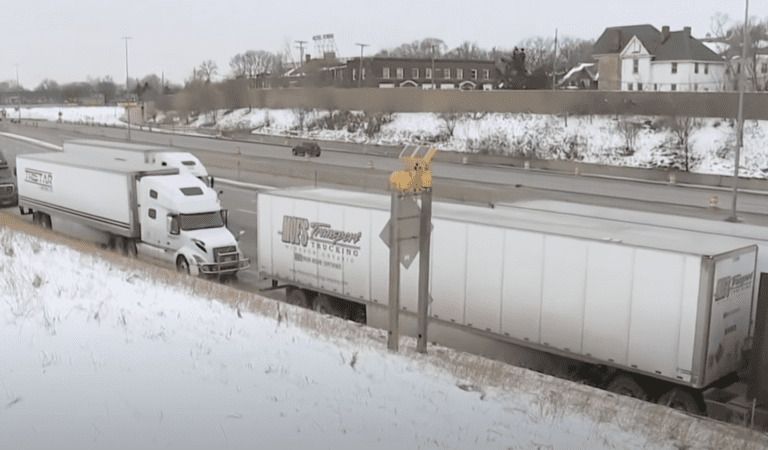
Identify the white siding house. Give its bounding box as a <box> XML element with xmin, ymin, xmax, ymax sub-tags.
<box><xmin>614</xmin><ymin>26</ymin><xmax>726</xmax><ymax>92</ymax></box>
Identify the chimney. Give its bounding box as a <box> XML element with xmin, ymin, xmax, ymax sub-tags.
<box><xmin>662</xmin><ymin>26</ymin><xmax>671</xmax><ymax>41</ymax></box>
<box><xmin>683</xmin><ymin>26</ymin><xmax>692</xmax><ymax>37</ymax></box>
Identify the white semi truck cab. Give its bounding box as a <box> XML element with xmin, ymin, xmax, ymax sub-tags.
<box><xmin>136</xmin><ymin>174</ymin><xmax>245</xmax><ymax>275</ymax></box>
<box><xmin>62</xmin><ymin>139</ymin><xmax>215</xmax><ymax>188</ymax></box>
<box><xmin>16</xmin><ymin>152</ymin><xmax>248</xmax><ymax>276</ymax></box>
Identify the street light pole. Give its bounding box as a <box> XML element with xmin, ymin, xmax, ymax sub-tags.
<box><xmin>355</xmin><ymin>43</ymin><xmax>369</xmax><ymax>88</ymax></box>
<box><xmin>728</xmin><ymin>0</ymin><xmax>749</xmax><ymax>222</ymax></box>
<box><xmin>122</xmin><ymin>36</ymin><xmax>132</xmax><ymax>141</ymax></box>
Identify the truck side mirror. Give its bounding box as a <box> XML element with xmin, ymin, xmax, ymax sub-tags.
<box><xmin>236</xmin><ymin>230</ymin><xmax>245</xmax><ymax>242</ymax></box>
<box><xmin>221</xmin><ymin>209</ymin><xmax>228</xmax><ymax>227</ymax></box>
<box><xmin>210</xmin><ymin>176</ymin><xmax>215</xmax><ymax>188</ymax></box>
<box><xmin>168</xmin><ymin>215</ymin><xmax>180</xmax><ymax>235</ymax></box>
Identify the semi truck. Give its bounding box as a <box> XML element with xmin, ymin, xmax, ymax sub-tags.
<box><xmin>62</xmin><ymin>139</ymin><xmax>215</xmax><ymax>188</ymax></box>
<box><xmin>16</xmin><ymin>152</ymin><xmax>249</xmax><ymax>276</ymax></box>
<box><xmin>0</xmin><ymin>150</ymin><xmax>18</xmax><ymax>207</ymax></box>
<box><xmin>256</xmin><ymin>187</ymin><xmax>768</xmax><ymax>427</ymax></box>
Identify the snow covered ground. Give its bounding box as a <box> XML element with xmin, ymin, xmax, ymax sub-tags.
<box><xmin>6</xmin><ymin>105</ymin><xmax>768</xmax><ymax>178</ymax></box>
<box><xmin>1</xmin><ymin>105</ymin><xmax>126</xmax><ymax>126</ymax></box>
<box><xmin>1</xmin><ymin>220</ymin><xmax>766</xmax><ymax>449</ymax></box>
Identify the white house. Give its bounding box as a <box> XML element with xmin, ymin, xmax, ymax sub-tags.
<box><xmin>619</xmin><ymin>26</ymin><xmax>726</xmax><ymax>92</ymax></box>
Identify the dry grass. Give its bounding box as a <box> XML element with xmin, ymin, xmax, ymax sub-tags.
<box><xmin>1</xmin><ymin>211</ymin><xmax>766</xmax><ymax>449</ymax></box>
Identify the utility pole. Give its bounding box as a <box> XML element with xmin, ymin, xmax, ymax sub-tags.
<box><xmin>416</xmin><ymin>187</ymin><xmax>432</xmax><ymax>353</ymax></box>
<box><xmin>728</xmin><ymin>0</ymin><xmax>749</xmax><ymax>222</ymax></box>
<box><xmin>15</xmin><ymin>64</ymin><xmax>21</xmax><ymax>123</ymax></box>
<box><xmin>552</xmin><ymin>28</ymin><xmax>558</xmax><ymax>91</ymax></box>
<box><xmin>295</xmin><ymin>40</ymin><xmax>307</xmax><ymax>66</ymax></box>
<box><xmin>122</xmin><ymin>36</ymin><xmax>132</xmax><ymax>141</ymax></box>
<box><xmin>431</xmin><ymin>45</ymin><xmax>436</xmax><ymax>89</ymax></box>
<box><xmin>387</xmin><ymin>191</ymin><xmax>402</xmax><ymax>351</ymax></box>
<box><xmin>355</xmin><ymin>43</ymin><xmax>369</xmax><ymax>88</ymax></box>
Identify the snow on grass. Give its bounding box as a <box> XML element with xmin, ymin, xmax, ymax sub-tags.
<box><xmin>8</xmin><ymin>105</ymin><xmax>768</xmax><ymax>178</ymax></box>
<box><xmin>1</xmin><ymin>105</ymin><xmax>126</xmax><ymax>126</ymax></box>
<box><xmin>0</xmin><ymin>221</ymin><xmax>766</xmax><ymax>450</ymax></box>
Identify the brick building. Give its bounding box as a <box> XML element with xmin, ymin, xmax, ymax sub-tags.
<box><xmin>338</xmin><ymin>57</ymin><xmax>496</xmax><ymax>90</ymax></box>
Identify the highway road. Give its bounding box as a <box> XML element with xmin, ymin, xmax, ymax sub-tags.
<box><xmin>4</xmin><ymin>121</ymin><xmax>768</xmax><ymax>218</ymax></box>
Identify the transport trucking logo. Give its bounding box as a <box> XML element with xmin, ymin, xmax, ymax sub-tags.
<box><xmin>25</xmin><ymin>168</ymin><xmax>53</xmax><ymax>191</ymax></box>
<box><xmin>280</xmin><ymin>215</ymin><xmax>362</xmax><ymax>269</ymax></box>
<box><xmin>714</xmin><ymin>272</ymin><xmax>754</xmax><ymax>302</ymax></box>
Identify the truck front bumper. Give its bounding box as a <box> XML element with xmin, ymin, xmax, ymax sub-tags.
<box><xmin>198</xmin><ymin>258</ymin><xmax>250</xmax><ymax>275</ymax></box>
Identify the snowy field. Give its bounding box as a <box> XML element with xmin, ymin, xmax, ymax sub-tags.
<box><xmin>5</xmin><ymin>105</ymin><xmax>768</xmax><ymax>178</ymax></box>
<box><xmin>1</xmin><ymin>219</ymin><xmax>766</xmax><ymax>450</ymax></box>
<box><xmin>1</xmin><ymin>105</ymin><xmax>126</xmax><ymax>126</ymax></box>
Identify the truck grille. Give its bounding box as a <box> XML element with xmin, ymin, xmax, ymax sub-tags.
<box><xmin>0</xmin><ymin>184</ymin><xmax>14</xmax><ymax>195</ymax></box>
<box><xmin>214</xmin><ymin>246</ymin><xmax>238</xmax><ymax>264</ymax></box>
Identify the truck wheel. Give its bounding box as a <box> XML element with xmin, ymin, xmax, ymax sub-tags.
<box><xmin>657</xmin><ymin>388</ymin><xmax>704</xmax><ymax>415</ymax></box>
<box><xmin>176</xmin><ymin>256</ymin><xmax>190</xmax><ymax>274</ymax></box>
<box><xmin>32</xmin><ymin>212</ymin><xmax>40</xmax><ymax>225</ymax></box>
<box><xmin>605</xmin><ymin>374</ymin><xmax>648</xmax><ymax>401</ymax></box>
<box><xmin>286</xmin><ymin>287</ymin><xmax>311</xmax><ymax>308</ymax></box>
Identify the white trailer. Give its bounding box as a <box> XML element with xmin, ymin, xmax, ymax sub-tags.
<box><xmin>62</xmin><ymin>139</ymin><xmax>214</xmax><ymax>188</ymax></box>
<box><xmin>17</xmin><ymin>152</ymin><xmax>248</xmax><ymax>276</ymax></box>
<box><xmin>257</xmin><ymin>188</ymin><xmax>763</xmax><ymax>418</ymax></box>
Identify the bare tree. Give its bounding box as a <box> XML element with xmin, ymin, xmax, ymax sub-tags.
<box><xmin>666</xmin><ymin>116</ymin><xmax>700</xmax><ymax>171</ymax></box>
<box><xmin>445</xmin><ymin>41</ymin><xmax>489</xmax><ymax>60</ymax></box>
<box><xmin>616</xmin><ymin>118</ymin><xmax>641</xmax><ymax>156</ymax></box>
<box><xmin>439</xmin><ymin>112</ymin><xmax>461</xmax><ymax>138</ymax></box>
<box><xmin>377</xmin><ymin>37</ymin><xmax>447</xmax><ymax>58</ymax></box>
<box><xmin>196</xmin><ymin>60</ymin><xmax>218</xmax><ymax>83</ymax></box>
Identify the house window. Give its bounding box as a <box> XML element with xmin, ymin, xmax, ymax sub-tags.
<box><xmin>654</xmin><ymin>83</ymin><xmax>658</xmax><ymax>91</ymax></box>
<box><xmin>694</xmin><ymin>83</ymin><xmax>698</xmax><ymax>91</ymax></box>
<box><xmin>704</xmin><ymin>63</ymin><xmax>709</xmax><ymax>74</ymax></box>
<box><xmin>762</xmin><ymin>63</ymin><xmax>768</xmax><ymax>74</ymax></box>
<box><xmin>671</xmin><ymin>83</ymin><xmax>677</xmax><ymax>91</ymax></box>
<box><xmin>149</xmin><ymin>189</ymin><xmax>158</xmax><ymax>199</ymax></box>
<box><xmin>471</xmin><ymin>69</ymin><xmax>478</xmax><ymax>80</ymax></box>
<box><xmin>425</xmin><ymin>67</ymin><xmax>432</xmax><ymax>79</ymax></box>
<box><xmin>633</xmin><ymin>59</ymin><xmax>639</xmax><ymax>74</ymax></box>
<box><xmin>361</xmin><ymin>68</ymin><xmax>366</xmax><ymax>80</ymax></box>
<box><xmin>444</xmin><ymin>68</ymin><xmax>451</xmax><ymax>79</ymax></box>
<box><xmin>352</xmin><ymin>68</ymin><xmax>357</xmax><ymax>81</ymax></box>
<box><xmin>383</xmin><ymin>67</ymin><xmax>390</xmax><ymax>79</ymax></box>
<box><xmin>412</xmin><ymin>67</ymin><xmax>419</xmax><ymax>79</ymax></box>
<box><xmin>637</xmin><ymin>82</ymin><xmax>643</xmax><ymax>91</ymax></box>
<box><xmin>695</xmin><ymin>63</ymin><xmax>699</xmax><ymax>74</ymax></box>
<box><xmin>483</xmin><ymin>69</ymin><xmax>490</xmax><ymax>80</ymax></box>
<box><xmin>396</xmin><ymin>67</ymin><xmax>404</xmax><ymax>79</ymax></box>
<box><xmin>671</xmin><ymin>62</ymin><xmax>678</xmax><ymax>74</ymax></box>
<box><xmin>456</xmin><ymin>68</ymin><xmax>464</xmax><ymax>79</ymax></box>
<box><xmin>148</xmin><ymin>208</ymin><xmax>156</xmax><ymax>219</ymax></box>
<box><xmin>627</xmin><ymin>83</ymin><xmax>633</xmax><ymax>91</ymax></box>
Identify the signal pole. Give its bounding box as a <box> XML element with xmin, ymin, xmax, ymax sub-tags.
<box><xmin>295</xmin><ymin>40</ymin><xmax>307</xmax><ymax>66</ymax></box>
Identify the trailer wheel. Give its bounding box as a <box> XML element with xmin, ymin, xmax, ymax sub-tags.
<box><xmin>285</xmin><ymin>287</ymin><xmax>311</xmax><ymax>309</ymax></box>
<box><xmin>657</xmin><ymin>388</ymin><xmax>704</xmax><ymax>415</ymax></box>
<box><xmin>40</xmin><ymin>213</ymin><xmax>52</xmax><ymax>229</ymax></box>
<box><xmin>125</xmin><ymin>239</ymin><xmax>138</xmax><ymax>258</ymax></box>
<box><xmin>32</xmin><ymin>212</ymin><xmax>40</xmax><ymax>225</ymax></box>
<box><xmin>176</xmin><ymin>256</ymin><xmax>190</xmax><ymax>275</ymax></box>
<box><xmin>313</xmin><ymin>295</ymin><xmax>336</xmax><ymax>315</ymax></box>
<box><xmin>606</xmin><ymin>374</ymin><xmax>648</xmax><ymax>401</ymax></box>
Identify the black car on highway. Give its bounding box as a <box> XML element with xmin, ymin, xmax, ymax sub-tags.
<box><xmin>292</xmin><ymin>142</ymin><xmax>321</xmax><ymax>157</ymax></box>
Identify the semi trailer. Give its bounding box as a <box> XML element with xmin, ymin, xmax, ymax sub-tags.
<box><xmin>16</xmin><ymin>152</ymin><xmax>248</xmax><ymax>276</ymax></box>
<box><xmin>256</xmin><ymin>187</ymin><xmax>768</xmax><ymax>426</ymax></box>
<box><xmin>62</xmin><ymin>139</ymin><xmax>215</xmax><ymax>188</ymax></box>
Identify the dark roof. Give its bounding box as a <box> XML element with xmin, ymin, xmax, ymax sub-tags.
<box><xmin>593</xmin><ymin>24</ymin><xmax>661</xmax><ymax>55</ymax></box>
<box><xmin>654</xmin><ymin>31</ymin><xmax>724</xmax><ymax>62</ymax></box>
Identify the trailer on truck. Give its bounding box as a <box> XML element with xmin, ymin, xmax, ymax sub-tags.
<box><xmin>62</xmin><ymin>139</ymin><xmax>214</xmax><ymax>188</ymax></box>
<box><xmin>16</xmin><ymin>152</ymin><xmax>248</xmax><ymax>276</ymax></box>
<box><xmin>256</xmin><ymin>187</ymin><xmax>768</xmax><ymax>426</ymax></box>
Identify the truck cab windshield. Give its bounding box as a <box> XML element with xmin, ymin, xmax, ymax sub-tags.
<box><xmin>179</xmin><ymin>211</ymin><xmax>224</xmax><ymax>231</ymax></box>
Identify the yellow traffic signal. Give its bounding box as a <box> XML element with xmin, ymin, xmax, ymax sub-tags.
<box><xmin>389</xmin><ymin>146</ymin><xmax>437</xmax><ymax>193</ymax></box>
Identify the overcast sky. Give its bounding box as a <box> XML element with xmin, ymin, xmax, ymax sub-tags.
<box><xmin>2</xmin><ymin>0</ymin><xmax>767</xmax><ymax>87</ymax></box>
